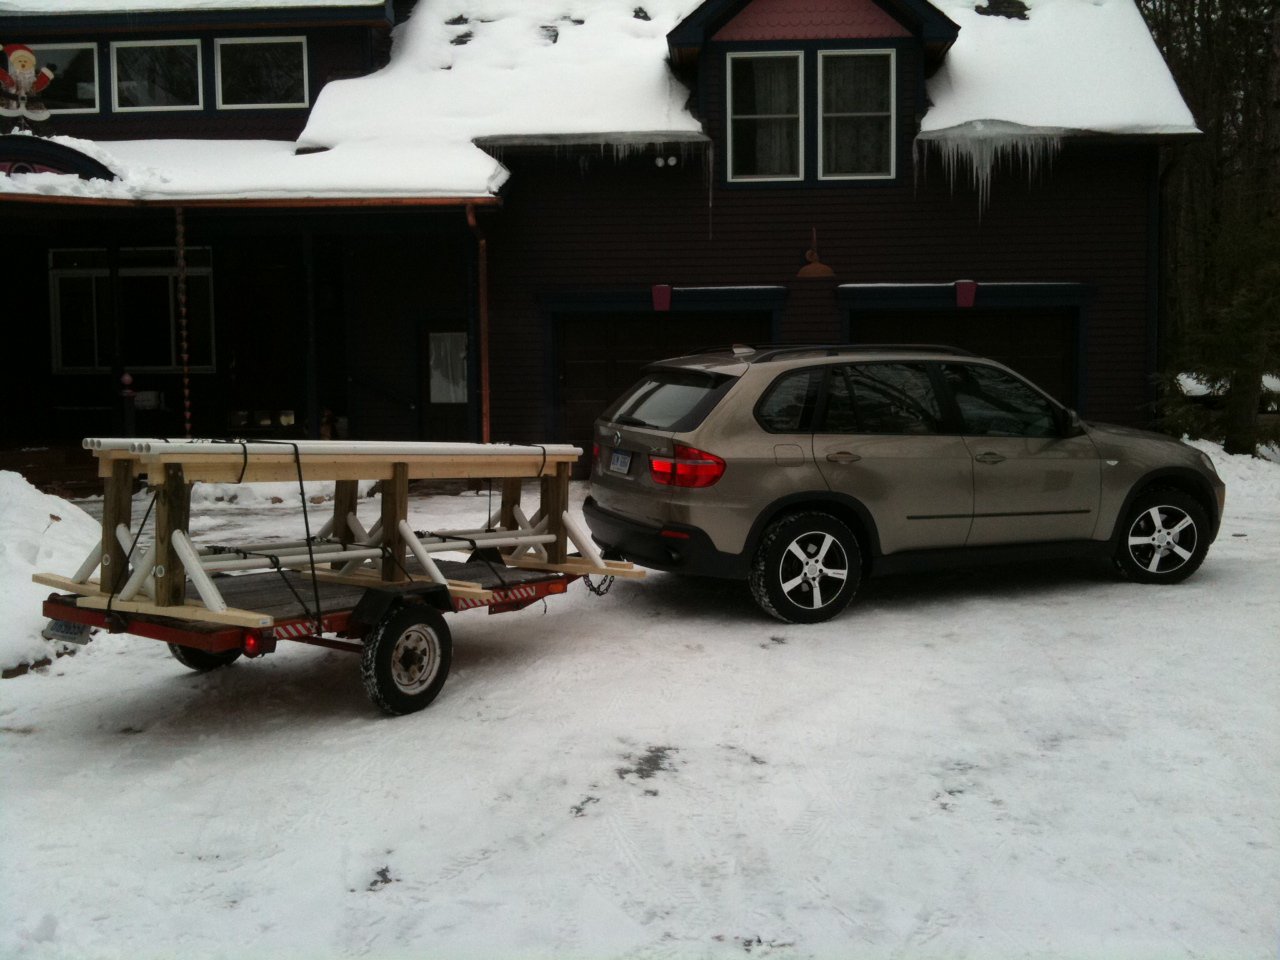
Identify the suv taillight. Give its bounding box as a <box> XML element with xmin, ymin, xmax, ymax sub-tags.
<box><xmin>650</xmin><ymin>444</ymin><xmax>725</xmax><ymax>488</ymax></box>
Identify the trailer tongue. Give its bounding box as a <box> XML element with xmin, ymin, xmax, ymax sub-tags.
<box><xmin>34</xmin><ymin>438</ymin><xmax>641</xmax><ymax>715</ymax></box>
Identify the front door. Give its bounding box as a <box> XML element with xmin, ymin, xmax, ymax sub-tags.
<box><xmin>941</xmin><ymin>362</ymin><xmax>1101</xmax><ymax>545</ymax></box>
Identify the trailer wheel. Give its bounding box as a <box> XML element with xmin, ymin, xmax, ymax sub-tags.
<box><xmin>168</xmin><ymin>644</ymin><xmax>242</xmax><ymax>671</ymax></box>
<box><xmin>361</xmin><ymin>605</ymin><xmax>452</xmax><ymax>716</ymax></box>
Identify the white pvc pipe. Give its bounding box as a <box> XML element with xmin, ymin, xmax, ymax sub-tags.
<box><xmin>118</xmin><ymin>543</ymin><xmax>157</xmax><ymax>602</ymax></box>
<box><xmin>198</xmin><ymin>547</ymin><xmax>385</xmax><ymax>574</ymax></box>
<box><xmin>398</xmin><ymin>520</ymin><xmax>448</xmax><ymax>586</ymax></box>
<box><xmin>126</xmin><ymin>440</ymin><xmax>580</xmax><ymax>458</ymax></box>
<box><xmin>563</xmin><ymin>512</ymin><xmax>606</xmax><ymax>568</ymax></box>
<box><xmin>72</xmin><ymin>542</ymin><xmax>103</xmax><ymax>584</ymax></box>
<box><xmin>171</xmin><ymin>531</ymin><xmax>228</xmax><ymax>613</ymax></box>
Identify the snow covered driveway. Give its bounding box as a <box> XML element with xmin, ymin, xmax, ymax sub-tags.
<box><xmin>3</xmin><ymin>447</ymin><xmax>1277</xmax><ymax>959</ymax></box>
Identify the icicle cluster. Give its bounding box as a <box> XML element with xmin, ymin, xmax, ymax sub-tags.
<box><xmin>918</xmin><ymin>127</ymin><xmax>1063</xmax><ymax>210</ymax></box>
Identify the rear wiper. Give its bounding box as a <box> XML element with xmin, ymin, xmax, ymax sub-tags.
<box><xmin>613</xmin><ymin>414</ymin><xmax>652</xmax><ymax>427</ymax></box>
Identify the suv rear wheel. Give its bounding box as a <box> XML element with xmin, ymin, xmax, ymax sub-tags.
<box><xmin>750</xmin><ymin>512</ymin><xmax>861</xmax><ymax>623</ymax></box>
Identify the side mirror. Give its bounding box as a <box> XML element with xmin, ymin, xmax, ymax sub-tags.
<box><xmin>1062</xmin><ymin>408</ymin><xmax>1086</xmax><ymax>438</ymax></box>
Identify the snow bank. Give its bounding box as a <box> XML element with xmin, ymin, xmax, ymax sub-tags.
<box><xmin>0</xmin><ymin>472</ymin><xmax>100</xmax><ymax>672</ymax></box>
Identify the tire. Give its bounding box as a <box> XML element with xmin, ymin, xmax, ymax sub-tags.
<box><xmin>169</xmin><ymin>644</ymin><xmax>242</xmax><ymax>671</ymax></box>
<box><xmin>749</xmin><ymin>512</ymin><xmax>862</xmax><ymax>623</ymax></box>
<box><xmin>360</xmin><ymin>605</ymin><xmax>452</xmax><ymax>716</ymax></box>
<box><xmin>1114</xmin><ymin>488</ymin><xmax>1210</xmax><ymax>584</ymax></box>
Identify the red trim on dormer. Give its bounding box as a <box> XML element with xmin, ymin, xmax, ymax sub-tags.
<box><xmin>712</xmin><ymin>0</ymin><xmax>911</xmax><ymax>42</ymax></box>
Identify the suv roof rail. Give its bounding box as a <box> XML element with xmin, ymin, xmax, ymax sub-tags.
<box><xmin>748</xmin><ymin>343</ymin><xmax>977</xmax><ymax>362</ymax></box>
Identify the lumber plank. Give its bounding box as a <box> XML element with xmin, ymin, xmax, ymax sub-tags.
<box><xmin>99</xmin><ymin>459</ymin><xmax>134</xmax><ymax>595</ymax></box>
<box><xmin>153</xmin><ymin>463</ymin><xmax>190</xmax><ymax>607</ymax></box>
<box><xmin>508</xmin><ymin>557</ymin><xmax>647</xmax><ymax>579</ymax></box>
<box><xmin>33</xmin><ymin>575</ymin><xmax>273</xmax><ymax>628</ymax></box>
<box><xmin>381</xmin><ymin>463</ymin><xmax>409</xmax><ymax>582</ymax></box>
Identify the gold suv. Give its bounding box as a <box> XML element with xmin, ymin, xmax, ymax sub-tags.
<box><xmin>584</xmin><ymin>345</ymin><xmax>1226</xmax><ymax>623</ymax></box>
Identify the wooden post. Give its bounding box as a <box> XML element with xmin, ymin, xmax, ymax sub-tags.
<box><xmin>543</xmin><ymin>461</ymin><xmax>571</xmax><ymax>563</ymax></box>
<box><xmin>153</xmin><ymin>463</ymin><xmax>191</xmax><ymax>607</ymax></box>
<box><xmin>381</xmin><ymin>463</ymin><xmax>409</xmax><ymax>582</ymax></box>
<box><xmin>499</xmin><ymin>477</ymin><xmax>522</xmax><ymax>531</ymax></box>
<box><xmin>331</xmin><ymin>479</ymin><xmax>359</xmax><ymax>546</ymax></box>
<box><xmin>99</xmin><ymin>458</ymin><xmax>134</xmax><ymax>595</ymax></box>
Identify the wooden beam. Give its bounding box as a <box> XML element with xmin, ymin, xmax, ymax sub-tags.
<box><xmin>509</xmin><ymin>557</ymin><xmax>647</xmax><ymax>579</ymax></box>
<box><xmin>380</xmin><ymin>463</ymin><xmax>409</xmax><ymax>582</ymax></box>
<box><xmin>33</xmin><ymin>575</ymin><xmax>272</xmax><ymax>628</ymax></box>
<box><xmin>99</xmin><ymin>459</ymin><xmax>134</xmax><ymax>595</ymax></box>
<box><xmin>499</xmin><ymin>477</ymin><xmax>522</xmax><ymax>531</ymax></box>
<box><xmin>542</xmin><ymin>461</ymin><xmax>571</xmax><ymax>563</ymax></box>
<box><xmin>153</xmin><ymin>463</ymin><xmax>191</xmax><ymax>607</ymax></box>
<box><xmin>331</xmin><ymin>479</ymin><xmax>360</xmax><ymax>548</ymax></box>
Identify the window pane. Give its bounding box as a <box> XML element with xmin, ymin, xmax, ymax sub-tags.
<box><xmin>57</xmin><ymin>276</ymin><xmax>99</xmax><ymax>368</ymax></box>
<box><xmin>824</xmin><ymin>115</ymin><xmax>891</xmax><ymax>176</ymax></box>
<box><xmin>824</xmin><ymin>54</ymin><xmax>891</xmax><ymax>114</ymax></box>
<box><xmin>732</xmin><ymin>56</ymin><xmax>798</xmax><ymax>116</ymax></box>
<box><xmin>604</xmin><ymin>370</ymin><xmax>734</xmax><ymax>432</ymax></box>
<box><xmin>30</xmin><ymin>46</ymin><xmax>98</xmax><ymax>111</ymax></box>
<box><xmin>732</xmin><ymin>117</ymin><xmax>800</xmax><ymax>178</ymax></box>
<box><xmin>117</xmin><ymin>275</ymin><xmax>173</xmax><ymax>366</ymax></box>
<box><xmin>115</xmin><ymin>44</ymin><xmax>200</xmax><ymax>108</ymax></box>
<box><xmin>944</xmin><ymin>363</ymin><xmax>1058</xmax><ymax>437</ymax></box>
<box><xmin>429</xmin><ymin>332</ymin><xmax>468</xmax><ymax>403</ymax></box>
<box><xmin>730</xmin><ymin>55</ymin><xmax>800</xmax><ymax>179</ymax></box>
<box><xmin>820</xmin><ymin>368</ymin><xmax>860</xmax><ymax>433</ymax></box>
<box><xmin>219</xmin><ymin>41</ymin><xmax>306</xmax><ymax>106</ymax></box>
<box><xmin>756</xmin><ymin>368</ymin><xmax>823</xmax><ymax>433</ymax></box>
<box><xmin>847</xmin><ymin>363</ymin><xmax>941</xmax><ymax>434</ymax></box>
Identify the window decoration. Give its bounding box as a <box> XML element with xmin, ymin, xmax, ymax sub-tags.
<box><xmin>215</xmin><ymin>37</ymin><xmax>308</xmax><ymax>109</ymax></box>
<box><xmin>819</xmin><ymin>51</ymin><xmax>895</xmax><ymax>178</ymax></box>
<box><xmin>26</xmin><ymin>44</ymin><xmax>99</xmax><ymax>114</ymax></box>
<box><xmin>112</xmin><ymin>40</ymin><xmax>202</xmax><ymax>112</ymax></box>
<box><xmin>50</xmin><ymin>248</ymin><xmax>215</xmax><ymax>373</ymax></box>
<box><xmin>727</xmin><ymin>52</ymin><xmax>802</xmax><ymax>181</ymax></box>
<box><xmin>0</xmin><ymin>43</ymin><xmax>58</xmax><ymax>121</ymax></box>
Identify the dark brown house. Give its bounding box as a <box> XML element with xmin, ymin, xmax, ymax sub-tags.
<box><xmin>1</xmin><ymin>0</ymin><xmax>1197</xmax><ymax>461</ymax></box>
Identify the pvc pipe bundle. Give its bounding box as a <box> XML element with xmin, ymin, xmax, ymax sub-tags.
<box><xmin>84</xmin><ymin>438</ymin><xmax>580</xmax><ymax>457</ymax></box>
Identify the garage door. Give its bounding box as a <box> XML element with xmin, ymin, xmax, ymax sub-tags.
<box><xmin>849</xmin><ymin>308</ymin><xmax>1077</xmax><ymax>404</ymax></box>
<box><xmin>557</xmin><ymin>310</ymin><xmax>772</xmax><ymax>461</ymax></box>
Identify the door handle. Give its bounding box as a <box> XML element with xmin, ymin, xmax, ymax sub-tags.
<box><xmin>826</xmin><ymin>451</ymin><xmax>862</xmax><ymax>463</ymax></box>
<box><xmin>974</xmin><ymin>452</ymin><xmax>1006</xmax><ymax>464</ymax></box>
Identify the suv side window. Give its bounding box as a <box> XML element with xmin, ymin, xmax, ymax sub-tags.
<box><xmin>943</xmin><ymin>363</ymin><xmax>1059</xmax><ymax>437</ymax></box>
<box><xmin>840</xmin><ymin>362</ymin><xmax>942</xmax><ymax>434</ymax></box>
<box><xmin>756</xmin><ymin>367</ymin><xmax>823</xmax><ymax>432</ymax></box>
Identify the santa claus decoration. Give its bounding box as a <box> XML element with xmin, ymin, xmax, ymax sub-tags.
<box><xmin>0</xmin><ymin>44</ymin><xmax>55</xmax><ymax>123</ymax></box>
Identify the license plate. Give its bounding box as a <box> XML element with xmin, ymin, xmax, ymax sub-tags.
<box><xmin>41</xmin><ymin>619</ymin><xmax>94</xmax><ymax>645</ymax></box>
<box><xmin>609</xmin><ymin>449</ymin><xmax>632</xmax><ymax>474</ymax></box>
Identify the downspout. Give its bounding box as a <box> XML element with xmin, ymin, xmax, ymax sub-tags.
<box><xmin>466</xmin><ymin>203</ymin><xmax>491</xmax><ymax>443</ymax></box>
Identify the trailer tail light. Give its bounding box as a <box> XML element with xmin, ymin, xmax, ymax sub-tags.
<box><xmin>650</xmin><ymin>445</ymin><xmax>726</xmax><ymax>488</ymax></box>
<box><xmin>242</xmin><ymin>632</ymin><xmax>277</xmax><ymax>658</ymax></box>
<box><xmin>592</xmin><ymin>442</ymin><xmax>600</xmax><ymax>470</ymax></box>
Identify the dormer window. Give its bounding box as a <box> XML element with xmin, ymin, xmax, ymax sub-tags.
<box><xmin>819</xmin><ymin>50</ymin><xmax>895</xmax><ymax>179</ymax></box>
<box><xmin>724</xmin><ymin>47</ymin><xmax>898</xmax><ymax>184</ymax></box>
<box><xmin>727</xmin><ymin>52</ymin><xmax>802</xmax><ymax>181</ymax></box>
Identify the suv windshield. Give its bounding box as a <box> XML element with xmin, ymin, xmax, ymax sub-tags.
<box><xmin>602</xmin><ymin>369</ymin><xmax>736</xmax><ymax>432</ymax></box>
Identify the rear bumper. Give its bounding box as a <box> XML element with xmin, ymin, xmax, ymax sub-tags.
<box><xmin>583</xmin><ymin>496</ymin><xmax>748</xmax><ymax>579</ymax></box>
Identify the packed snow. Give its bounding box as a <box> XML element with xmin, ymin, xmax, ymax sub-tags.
<box><xmin>3</xmin><ymin>442</ymin><xmax>1277</xmax><ymax>957</ymax></box>
<box><xmin>1</xmin><ymin>0</ymin><xmax>1195</xmax><ymax>203</ymax></box>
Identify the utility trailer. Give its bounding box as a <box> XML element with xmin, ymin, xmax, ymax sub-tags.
<box><xmin>34</xmin><ymin>438</ymin><xmax>641</xmax><ymax>715</ymax></box>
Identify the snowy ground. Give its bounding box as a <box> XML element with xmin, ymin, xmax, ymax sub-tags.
<box><xmin>2</xmin><ymin>445</ymin><xmax>1278</xmax><ymax>959</ymax></box>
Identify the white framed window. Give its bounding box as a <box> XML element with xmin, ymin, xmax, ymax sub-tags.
<box><xmin>111</xmin><ymin>39</ymin><xmax>202</xmax><ymax>112</ymax></box>
<box><xmin>429</xmin><ymin>332</ymin><xmax>468</xmax><ymax>403</ymax></box>
<box><xmin>27</xmin><ymin>43</ymin><xmax>99</xmax><ymax>114</ymax></box>
<box><xmin>215</xmin><ymin>36</ymin><xmax>309</xmax><ymax>110</ymax></box>
<box><xmin>50</xmin><ymin>248</ymin><xmax>216</xmax><ymax>374</ymax></box>
<box><xmin>819</xmin><ymin>50</ymin><xmax>896</xmax><ymax>180</ymax></box>
<box><xmin>727</xmin><ymin>51</ymin><xmax>803</xmax><ymax>182</ymax></box>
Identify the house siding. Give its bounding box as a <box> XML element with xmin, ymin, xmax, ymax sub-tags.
<box><xmin>484</xmin><ymin>137</ymin><xmax>1156</xmax><ymax>447</ymax></box>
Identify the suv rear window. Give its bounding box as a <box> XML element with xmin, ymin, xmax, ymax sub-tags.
<box><xmin>601</xmin><ymin>369</ymin><xmax>736</xmax><ymax>432</ymax></box>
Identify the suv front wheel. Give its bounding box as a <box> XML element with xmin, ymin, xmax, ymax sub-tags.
<box><xmin>1114</xmin><ymin>488</ymin><xmax>1210</xmax><ymax>584</ymax></box>
<box><xmin>750</xmin><ymin>512</ymin><xmax>862</xmax><ymax>624</ymax></box>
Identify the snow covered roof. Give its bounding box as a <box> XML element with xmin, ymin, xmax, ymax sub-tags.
<box><xmin>0</xmin><ymin>0</ymin><xmax>385</xmax><ymax>12</ymax></box>
<box><xmin>921</xmin><ymin>0</ymin><xmax>1197</xmax><ymax>140</ymax></box>
<box><xmin>0</xmin><ymin>0</ymin><xmax>1195</xmax><ymax>204</ymax></box>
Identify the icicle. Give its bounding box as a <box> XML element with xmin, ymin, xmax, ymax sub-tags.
<box><xmin>916</xmin><ymin>124</ymin><xmax>1062</xmax><ymax>212</ymax></box>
